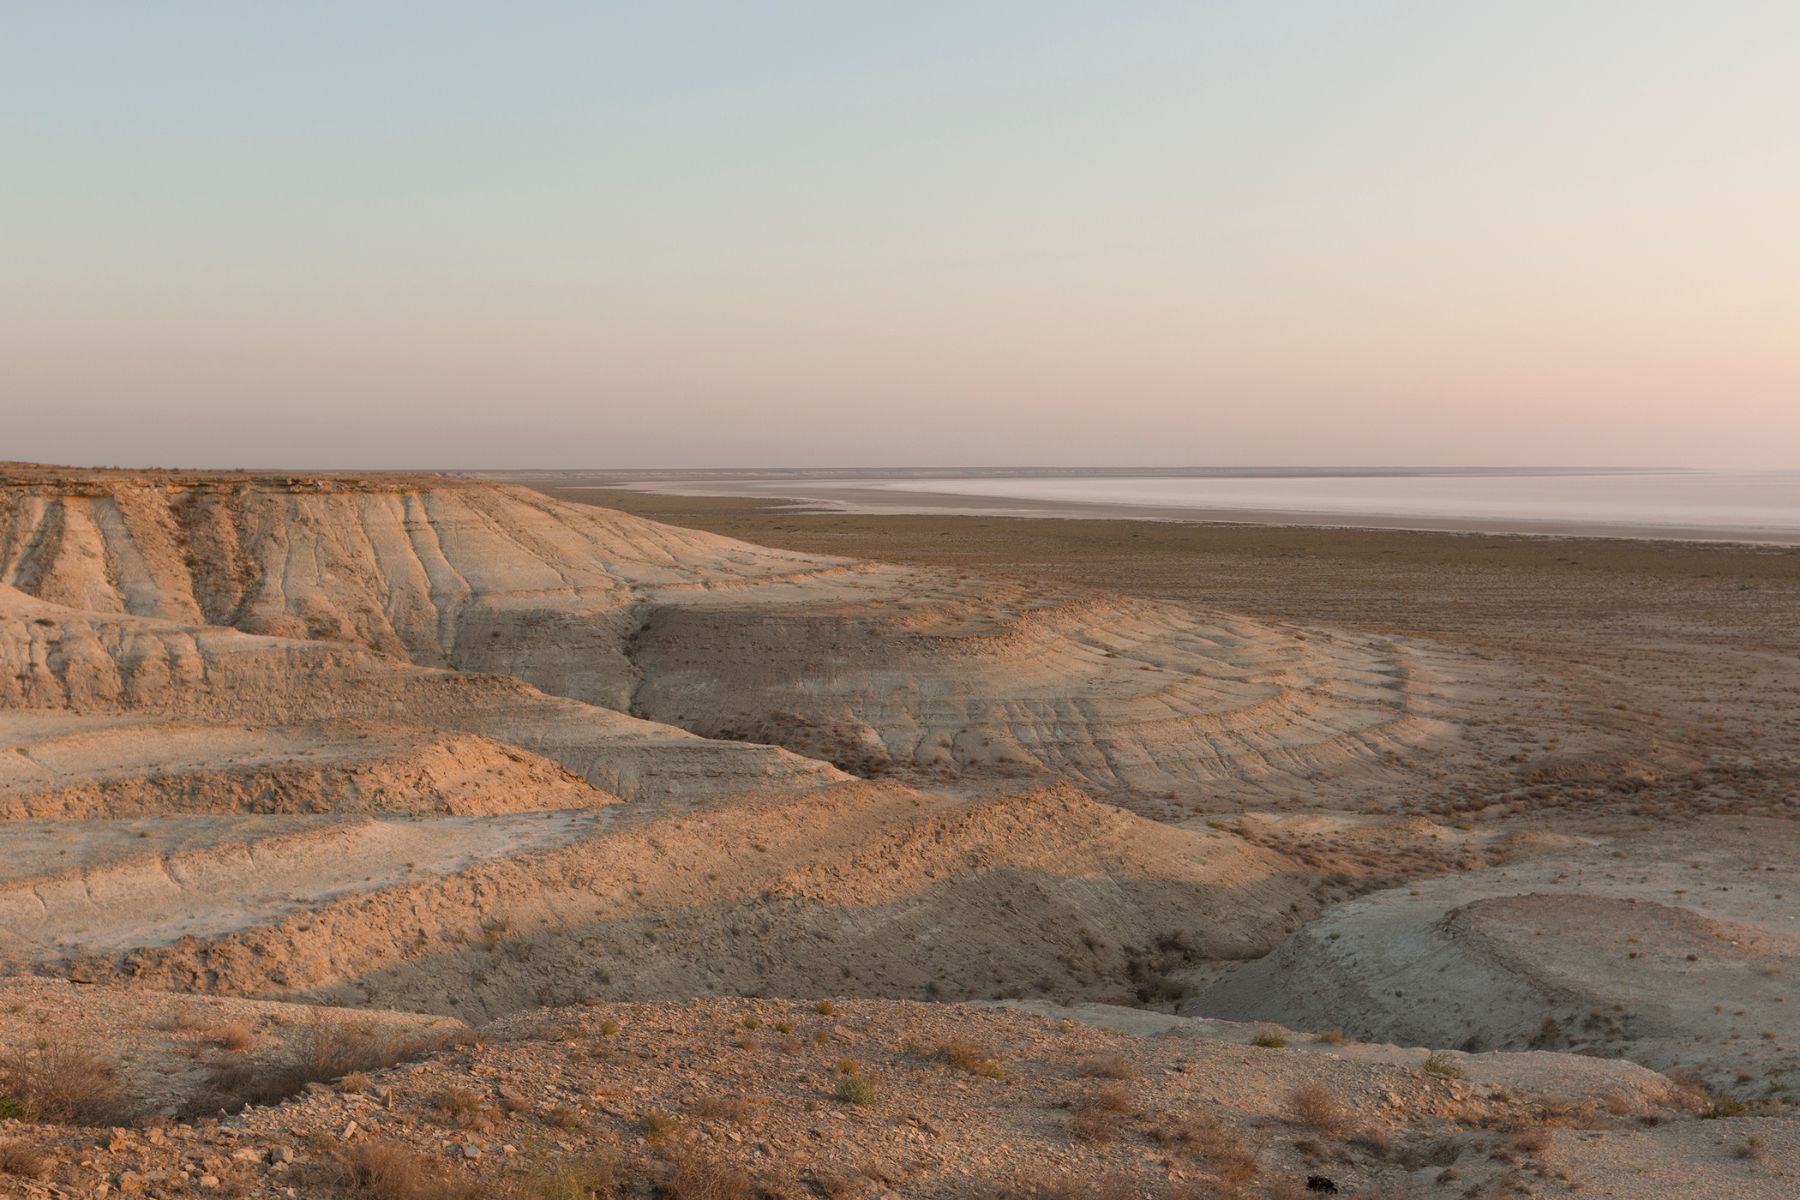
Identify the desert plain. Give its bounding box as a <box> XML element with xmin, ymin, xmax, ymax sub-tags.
<box><xmin>0</xmin><ymin>463</ymin><xmax>1795</xmax><ymax>1199</ymax></box>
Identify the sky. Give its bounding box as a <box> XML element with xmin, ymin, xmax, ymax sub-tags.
<box><xmin>3</xmin><ymin>2</ymin><xmax>1797</xmax><ymax>469</ymax></box>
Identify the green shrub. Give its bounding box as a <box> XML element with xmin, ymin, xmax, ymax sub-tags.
<box><xmin>1421</xmin><ymin>1052</ymin><xmax>1467</xmax><ymax>1080</ymax></box>
<box><xmin>834</xmin><ymin>1074</ymin><xmax>879</xmax><ymax>1106</ymax></box>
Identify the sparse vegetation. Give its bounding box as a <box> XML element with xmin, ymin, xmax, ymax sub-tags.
<box><xmin>215</xmin><ymin>1018</ymin><xmax>257</xmax><ymax>1052</ymax></box>
<box><xmin>1077</xmin><ymin>1054</ymin><xmax>1137</xmax><ymax>1079</ymax></box>
<box><xmin>0</xmin><ymin>1141</ymin><xmax>51</xmax><ymax>1179</ymax></box>
<box><xmin>1421</xmin><ymin>1052</ymin><xmax>1467</xmax><ymax>1079</ymax></box>
<box><xmin>657</xmin><ymin>1148</ymin><xmax>756</xmax><ymax>1200</ymax></box>
<box><xmin>1285</xmin><ymin>1083</ymin><xmax>1355</xmax><ymax>1139</ymax></box>
<box><xmin>1150</xmin><ymin>1110</ymin><xmax>1258</xmax><ymax>1183</ymax></box>
<box><xmin>546</xmin><ymin>1105</ymin><xmax>587</xmax><ymax>1130</ymax></box>
<box><xmin>689</xmin><ymin>1095</ymin><xmax>755</xmax><ymax>1122</ymax></box>
<box><xmin>834</xmin><ymin>1074</ymin><xmax>880</xmax><ymax>1106</ymax></box>
<box><xmin>531</xmin><ymin>1151</ymin><xmax>622</xmax><ymax>1200</ymax></box>
<box><xmin>1704</xmin><ymin>1095</ymin><xmax>1747</xmax><ymax>1119</ymax></box>
<box><xmin>0</xmin><ymin>1042</ymin><xmax>132</xmax><ymax>1125</ymax></box>
<box><xmin>639</xmin><ymin>1108</ymin><xmax>681</xmax><ymax>1141</ymax></box>
<box><xmin>1067</xmin><ymin>1083</ymin><xmax>1140</xmax><ymax>1142</ymax></box>
<box><xmin>334</xmin><ymin>1140</ymin><xmax>479</xmax><ymax>1200</ymax></box>
<box><xmin>1250</xmin><ymin>1030</ymin><xmax>1288</xmax><ymax>1049</ymax></box>
<box><xmin>199</xmin><ymin>1015</ymin><xmax>454</xmax><ymax>1114</ymax></box>
<box><xmin>931</xmin><ymin>1039</ymin><xmax>1005</xmax><ymax>1078</ymax></box>
<box><xmin>983</xmin><ymin>1174</ymin><xmax>1140</xmax><ymax>1200</ymax></box>
<box><xmin>434</xmin><ymin>1085</ymin><xmax>492</xmax><ymax>1130</ymax></box>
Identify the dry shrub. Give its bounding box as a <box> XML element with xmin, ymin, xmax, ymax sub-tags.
<box><xmin>0</xmin><ymin>1042</ymin><xmax>133</xmax><ymax>1125</ymax></box>
<box><xmin>834</xmin><ymin>1074</ymin><xmax>880</xmax><ymax>1106</ymax></box>
<box><xmin>689</xmin><ymin>1096</ymin><xmax>756</xmax><ymax>1123</ymax></box>
<box><xmin>1250</xmin><ymin>1181</ymin><xmax>1310</xmax><ymax>1200</ymax></box>
<box><xmin>215</xmin><ymin>1019</ymin><xmax>257</xmax><ymax>1052</ymax></box>
<box><xmin>165</xmin><ymin>1005</ymin><xmax>213</xmax><ymax>1033</ymax></box>
<box><xmin>1492</xmin><ymin>1127</ymin><xmax>1552</xmax><ymax>1165</ymax></box>
<box><xmin>1663</xmin><ymin>1070</ymin><xmax>1711</xmax><ymax>1112</ymax></box>
<box><xmin>933</xmin><ymin>1039</ymin><xmax>1004</xmax><ymax>1078</ymax></box>
<box><xmin>1285</xmin><ymin>1083</ymin><xmax>1356</xmax><ymax>1139</ymax></box>
<box><xmin>1077</xmin><ymin>1054</ymin><xmax>1138</xmax><ymax>1080</ymax></box>
<box><xmin>658</xmin><ymin>1148</ymin><xmax>755</xmax><ymax>1200</ymax></box>
<box><xmin>545</xmin><ymin>1105</ymin><xmax>587</xmax><ymax>1130</ymax></box>
<box><xmin>199</xmin><ymin>1014</ymin><xmax>454</xmax><ymax>1115</ymax></box>
<box><xmin>532</xmin><ymin>1151</ymin><xmax>623</xmax><ymax>1200</ymax></box>
<box><xmin>1151</xmin><ymin>1110</ymin><xmax>1258</xmax><ymax>1184</ymax></box>
<box><xmin>435</xmin><ymin>1086</ymin><xmax>495</xmax><ymax>1131</ymax></box>
<box><xmin>812</xmin><ymin>1173</ymin><xmax>863</xmax><ymax>1200</ymax></box>
<box><xmin>639</xmin><ymin>1108</ymin><xmax>681</xmax><ymax>1140</ymax></box>
<box><xmin>0</xmin><ymin>1141</ymin><xmax>51</xmax><ymax>1178</ymax></box>
<box><xmin>335</xmin><ymin>1141</ymin><xmax>479</xmax><ymax>1200</ymax></box>
<box><xmin>984</xmin><ymin>1174</ymin><xmax>1138</xmax><ymax>1200</ymax></box>
<box><xmin>1067</xmin><ymin>1084</ymin><xmax>1140</xmax><ymax>1143</ymax></box>
<box><xmin>299</xmin><ymin>1016</ymin><xmax>453</xmax><ymax>1079</ymax></box>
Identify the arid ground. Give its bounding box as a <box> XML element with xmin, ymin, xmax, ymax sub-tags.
<box><xmin>1</xmin><ymin>465</ymin><xmax>1794</xmax><ymax>1199</ymax></box>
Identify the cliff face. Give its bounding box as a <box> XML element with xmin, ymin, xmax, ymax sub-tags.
<box><xmin>0</xmin><ymin>468</ymin><xmax>1472</xmax><ymax>806</ymax></box>
<box><xmin>0</xmin><ymin>473</ymin><xmax>828</xmax><ymax>709</ymax></box>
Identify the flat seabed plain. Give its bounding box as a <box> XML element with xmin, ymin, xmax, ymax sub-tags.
<box><xmin>0</xmin><ymin>464</ymin><xmax>1795</xmax><ymax>1198</ymax></box>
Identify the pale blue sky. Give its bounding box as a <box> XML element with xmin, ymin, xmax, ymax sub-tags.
<box><xmin>4</xmin><ymin>3</ymin><xmax>1796</xmax><ymax>467</ymax></box>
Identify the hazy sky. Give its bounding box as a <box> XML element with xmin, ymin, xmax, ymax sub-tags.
<box><xmin>5</xmin><ymin>2</ymin><xmax>1796</xmax><ymax>469</ymax></box>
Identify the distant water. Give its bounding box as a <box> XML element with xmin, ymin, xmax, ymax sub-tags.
<box><xmin>862</xmin><ymin>469</ymin><xmax>1800</xmax><ymax>542</ymax></box>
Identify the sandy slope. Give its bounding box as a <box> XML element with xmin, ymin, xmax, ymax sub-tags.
<box><xmin>1192</xmin><ymin>816</ymin><xmax>1800</xmax><ymax>1098</ymax></box>
<box><xmin>0</xmin><ymin>810</ymin><xmax>599</xmax><ymax>957</ymax></box>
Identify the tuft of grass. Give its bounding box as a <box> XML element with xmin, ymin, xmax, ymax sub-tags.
<box><xmin>1421</xmin><ymin>1052</ymin><xmax>1467</xmax><ymax>1080</ymax></box>
<box><xmin>814</xmin><ymin>1001</ymin><xmax>834</xmax><ymax>1015</ymax></box>
<box><xmin>1250</xmin><ymin>1031</ymin><xmax>1287</xmax><ymax>1049</ymax></box>
<box><xmin>834</xmin><ymin>1074</ymin><xmax>880</xmax><ymax>1106</ymax></box>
